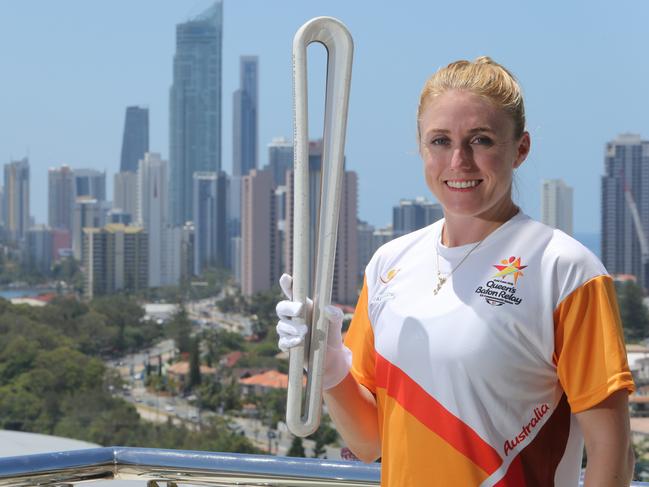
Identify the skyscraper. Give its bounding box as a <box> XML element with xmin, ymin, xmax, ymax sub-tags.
<box><xmin>120</xmin><ymin>106</ymin><xmax>149</xmax><ymax>172</ymax></box>
<box><xmin>193</xmin><ymin>171</ymin><xmax>228</xmax><ymax>276</ymax></box>
<box><xmin>332</xmin><ymin>171</ymin><xmax>359</xmax><ymax>305</ymax></box>
<box><xmin>233</xmin><ymin>56</ymin><xmax>258</xmax><ymax>177</ymax></box>
<box><xmin>357</xmin><ymin>220</ymin><xmax>375</xmax><ymax>281</ymax></box>
<box><xmin>72</xmin><ymin>197</ymin><xmax>104</xmax><ymax>260</ymax></box>
<box><xmin>602</xmin><ymin>133</ymin><xmax>649</xmax><ymax>289</ymax></box>
<box><xmin>541</xmin><ymin>179</ymin><xmax>573</xmax><ymax>236</ymax></box>
<box><xmin>3</xmin><ymin>158</ymin><xmax>30</xmax><ymax>242</ymax></box>
<box><xmin>48</xmin><ymin>165</ymin><xmax>75</xmax><ymax>232</ymax></box>
<box><xmin>137</xmin><ymin>153</ymin><xmax>169</xmax><ymax>287</ymax></box>
<box><xmin>113</xmin><ymin>171</ymin><xmax>138</xmax><ymax>220</ymax></box>
<box><xmin>392</xmin><ymin>197</ymin><xmax>443</xmax><ymax>237</ymax></box>
<box><xmin>75</xmin><ymin>169</ymin><xmax>106</xmax><ymax>202</ymax></box>
<box><xmin>241</xmin><ymin>169</ymin><xmax>279</xmax><ymax>296</ymax></box>
<box><xmin>169</xmin><ymin>1</ymin><xmax>223</xmax><ymax>225</ymax></box>
<box><xmin>267</xmin><ymin>136</ymin><xmax>293</xmax><ymax>187</ymax></box>
<box><xmin>26</xmin><ymin>225</ymin><xmax>53</xmax><ymax>274</ymax></box>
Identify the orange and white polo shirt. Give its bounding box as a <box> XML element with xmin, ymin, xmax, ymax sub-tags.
<box><xmin>345</xmin><ymin>211</ymin><xmax>634</xmax><ymax>486</ymax></box>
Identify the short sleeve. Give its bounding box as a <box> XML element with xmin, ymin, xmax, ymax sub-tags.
<box><xmin>554</xmin><ymin>274</ymin><xmax>635</xmax><ymax>413</ymax></box>
<box><xmin>344</xmin><ymin>276</ymin><xmax>376</xmax><ymax>394</ymax></box>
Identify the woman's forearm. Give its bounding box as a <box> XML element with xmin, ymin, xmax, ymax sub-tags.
<box><xmin>583</xmin><ymin>442</ymin><xmax>634</xmax><ymax>487</ymax></box>
<box><xmin>577</xmin><ymin>390</ymin><xmax>635</xmax><ymax>487</ymax></box>
<box><xmin>324</xmin><ymin>373</ymin><xmax>381</xmax><ymax>463</ymax></box>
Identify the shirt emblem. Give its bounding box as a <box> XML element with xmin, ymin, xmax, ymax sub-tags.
<box><xmin>492</xmin><ymin>256</ymin><xmax>527</xmax><ymax>284</ymax></box>
<box><xmin>475</xmin><ymin>256</ymin><xmax>527</xmax><ymax>306</ymax></box>
<box><xmin>379</xmin><ymin>268</ymin><xmax>400</xmax><ymax>284</ymax></box>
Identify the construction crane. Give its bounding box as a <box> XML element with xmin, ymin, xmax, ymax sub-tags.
<box><xmin>624</xmin><ymin>186</ymin><xmax>649</xmax><ymax>272</ymax></box>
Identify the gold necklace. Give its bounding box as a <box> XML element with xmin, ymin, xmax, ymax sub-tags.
<box><xmin>434</xmin><ymin>208</ymin><xmax>519</xmax><ymax>295</ymax></box>
<box><xmin>433</xmin><ymin>233</ymin><xmax>487</xmax><ymax>295</ymax></box>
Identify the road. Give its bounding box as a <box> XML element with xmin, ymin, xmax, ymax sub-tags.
<box><xmin>187</xmin><ymin>297</ymin><xmax>253</xmax><ymax>335</ymax></box>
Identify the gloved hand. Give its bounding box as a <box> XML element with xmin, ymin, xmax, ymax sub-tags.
<box><xmin>276</xmin><ymin>273</ymin><xmax>351</xmax><ymax>390</ymax></box>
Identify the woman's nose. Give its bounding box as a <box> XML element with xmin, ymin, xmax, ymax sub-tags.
<box><xmin>450</xmin><ymin>144</ymin><xmax>474</xmax><ymax>170</ymax></box>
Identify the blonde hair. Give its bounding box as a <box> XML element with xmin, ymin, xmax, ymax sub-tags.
<box><xmin>417</xmin><ymin>56</ymin><xmax>526</xmax><ymax>140</ymax></box>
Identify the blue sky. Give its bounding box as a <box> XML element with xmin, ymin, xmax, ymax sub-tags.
<box><xmin>1</xmin><ymin>0</ymin><xmax>648</xmax><ymax>233</ymax></box>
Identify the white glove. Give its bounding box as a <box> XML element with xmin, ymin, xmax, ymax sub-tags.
<box><xmin>276</xmin><ymin>273</ymin><xmax>351</xmax><ymax>390</ymax></box>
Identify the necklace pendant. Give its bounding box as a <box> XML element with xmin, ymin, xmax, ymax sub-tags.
<box><xmin>433</xmin><ymin>275</ymin><xmax>446</xmax><ymax>295</ymax></box>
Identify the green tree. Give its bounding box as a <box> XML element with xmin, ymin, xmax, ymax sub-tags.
<box><xmin>287</xmin><ymin>436</ymin><xmax>306</xmax><ymax>457</ymax></box>
<box><xmin>617</xmin><ymin>281</ymin><xmax>649</xmax><ymax>342</ymax></box>
<box><xmin>0</xmin><ymin>298</ymin><xmax>264</xmax><ymax>454</ymax></box>
<box><xmin>168</xmin><ymin>306</ymin><xmax>193</xmax><ymax>354</ymax></box>
<box><xmin>202</xmin><ymin>328</ymin><xmax>244</xmax><ymax>364</ymax></box>
<box><xmin>91</xmin><ymin>295</ymin><xmax>148</xmax><ymax>352</ymax></box>
<box><xmin>189</xmin><ymin>337</ymin><xmax>201</xmax><ymax>390</ymax></box>
<box><xmin>247</xmin><ymin>287</ymin><xmax>283</xmax><ymax>340</ymax></box>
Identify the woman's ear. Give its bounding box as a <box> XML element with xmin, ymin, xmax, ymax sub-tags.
<box><xmin>513</xmin><ymin>131</ymin><xmax>531</xmax><ymax>169</ymax></box>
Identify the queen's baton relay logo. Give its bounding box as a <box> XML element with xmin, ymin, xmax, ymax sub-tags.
<box><xmin>475</xmin><ymin>256</ymin><xmax>527</xmax><ymax>306</ymax></box>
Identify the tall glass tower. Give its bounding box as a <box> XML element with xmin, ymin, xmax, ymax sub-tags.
<box><xmin>169</xmin><ymin>1</ymin><xmax>223</xmax><ymax>226</ymax></box>
<box><xmin>3</xmin><ymin>158</ymin><xmax>30</xmax><ymax>242</ymax></box>
<box><xmin>233</xmin><ymin>56</ymin><xmax>258</xmax><ymax>177</ymax></box>
<box><xmin>120</xmin><ymin>106</ymin><xmax>149</xmax><ymax>173</ymax></box>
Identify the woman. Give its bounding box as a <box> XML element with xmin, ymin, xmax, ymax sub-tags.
<box><xmin>276</xmin><ymin>57</ymin><xmax>635</xmax><ymax>486</ymax></box>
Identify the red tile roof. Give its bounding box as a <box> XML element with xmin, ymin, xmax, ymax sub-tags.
<box><xmin>239</xmin><ymin>370</ymin><xmax>291</xmax><ymax>389</ymax></box>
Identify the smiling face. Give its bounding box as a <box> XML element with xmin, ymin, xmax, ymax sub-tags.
<box><xmin>419</xmin><ymin>89</ymin><xmax>530</xmax><ymax>221</ymax></box>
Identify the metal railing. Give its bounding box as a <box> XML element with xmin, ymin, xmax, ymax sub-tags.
<box><xmin>1</xmin><ymin>447</ymin><xmax>648</xmax><ymax>486</ymax></box>
<box><xmin>0</xmin><ymin>447</ymin><xmax>380</xmax><ymax>486</ymax></box>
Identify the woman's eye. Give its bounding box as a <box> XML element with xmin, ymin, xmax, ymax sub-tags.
<box><xmin>430</xmin><ymin>137</ymin><xmax>449</xmax><ymax>146</ymax></box>
<box><xmin>472</xmin><ymin>136</ymin><xmax>493</xmax><ymax>146</ymax></box>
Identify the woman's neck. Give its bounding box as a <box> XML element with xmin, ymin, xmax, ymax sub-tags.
<box><xmin>442</xmin><ymin>200</ymin><xmax>519</xmax><ymax>247</ymax></box>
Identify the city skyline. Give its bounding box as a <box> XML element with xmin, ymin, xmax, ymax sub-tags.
<box><xmin>2</xmin><ymin>1</ymin><xmax>649</xmax><ymax>233</ymax></box>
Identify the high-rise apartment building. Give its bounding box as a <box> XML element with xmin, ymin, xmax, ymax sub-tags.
<box><xmin>51</xmin><ymin>228</ymin><xmax>72</xmax><ymax>260</ymax></box>
<box><xmin>358</xmin><ymin>220</ymin><xmax>375</xmax><ymax>280</ymax></box>
<box><xmin>170</xmin><ymin>1</ymin><xmax>223</xmax><ymax>225</ymax></box>
<box><xmin>541</xmin><ymin>179</ymin><xmax>573</xmax><ymax>236</ymax></box>
<box><xmin>193</xmin><ymin>171</ymin><xmax>228</xmax><ymax>276</ymax></box>
<box><xmin>48</xmin><ymin>165</ymin><xmax>75</xmax><ymax>232</ymax></box>
<box><xmin>137</xmin><ymin>153</ymin><xmax>169</xmax><ymax>287</ymax></box>
<box><xmin>228</xmin><ymin>175</ymin><xmax>242</xmax><ymax>280</ymax></box>
<box><xmin>233</xmin><ymin>56</ymin><xmax>258</xmax><ymax>177</ymax></box>
<box><xmin>333</xmin><ymin>171</ymin><xmax>359</xmax><ymax>304</ymax></box>
<box><xmin>120</xmin><ymin>106</ymin><xmax>149</xmax><ymax>173</ymax></box>
<box><xmin>283</xmin><ymin>140</ymin><xmax>359</xmax><ymax>304</ymax></box>
<box><xmin>3</xmin><ymin>158</ymin><xmax>30</xmax><ymax>242</ymax></box>
<box><xmin>114</xmin><ymin>171</ymin><xmax>138</xmax><ymax>220</ymax></box>
<box><xmin>75</xmin><ymin>169</ymin><xmax>106</xmax><ymax>202</ymax></box>
<box><xmin>241</xmin><ymin>169</ymin><xmax>279</xmax><ymax>296</ymax></box>
<box><xmin>73</xmin><ymin>197</ymin><xmax>104</xmax><ymax>260</ymax></box>
<box><xmin>164</xmin><ymin>224</ymin><xmax>194</xmax><ymax>286</ymax></box>
<box><xmin>83</xmin><ymin>224</ymin><xmax>148</xmax><ymax>299</ymax></box>
<box><xmin>267</xmin><ymin>136</ymin><xmax>293</xmax><ymax>187</ymax></box>
<box><xmin>393</xmin><ymin>197</ymin><xmax>443</xmax><ymax>237</ymax></box>
<box><xmin>26</xmin><ymin>225</ymin><xmax>53</xmax><ymax>274</ymax></box>
<box><xmin>602</xmin><ymin>133</ymin><xmax>649</xmax><ymax>289</ymax></box>
<box><xmin>357</xmin><ymin>222</ymin><xmax>394</xmax><ymax>280</ymax></box>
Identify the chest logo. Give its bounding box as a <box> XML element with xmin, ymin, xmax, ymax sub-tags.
<box><xmin>492</xmin><ymin>256</ymin><xmax>527</xmax><ymax>284</ymax></box>
<box><xmin>379</xmin><ymin>268</ymin><xmax>400</xmax><ymax>284</ymax></box>
<box><xmin>475</xmin><ymin>256</ymin><xmax>527</xmax><ymax>306</ymax></box>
